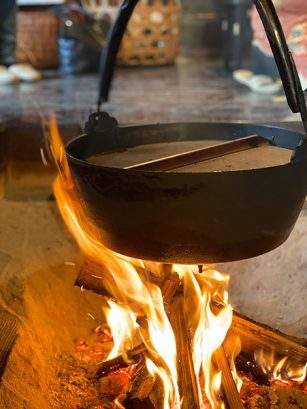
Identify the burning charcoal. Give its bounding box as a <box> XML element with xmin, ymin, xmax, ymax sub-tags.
<box><xmin>98</xmin><ymin>370</ymin><xmax>131</xmax><ymax>398</ymax></box>
<box><xmin>75</xmin><ymin>339</ymin><xmax>89</xmax><ymax>352</ymax></box>
<box><xmin>95</xmin><ymin>324</ymin><xmax>113</xmax><ymax>343</ymax></box>
<box><xmin>95</xmin><ymin>348</ymin><xmax>144</xmax><ymax>379</ymax></box>
<box><xmin>126</xmin><ymin>359</ymin><xmax>155</xmax><ymax>402</ymax></box>
<box><xmin>236</xmin><ymin>351</ymin><xmax>270</xmax><ymax>386</ymax></box>
<box><xmin>89</xmin><ymin>347</ymin><xmax>107</xmax><ymax>362</ymax></box>
<box><xmin>74</xmin><ymin>334</ymin><xmax>113</xmax><ymax>364</ymax></box>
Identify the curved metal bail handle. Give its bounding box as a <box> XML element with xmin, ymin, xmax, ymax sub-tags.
<box><xmin>97</xmin><ymin>0</ymin><xmax>139</xmax><ymax>107</ymax></box>
<box><xmin>98</xmin><ymin>0</ymin><xmax>307</xmax><ymax>132</ymax></box>
<box><xmin>253</xmin><ymin>0</ymin><xmax>307</xmax><ymax>133</ymax></box>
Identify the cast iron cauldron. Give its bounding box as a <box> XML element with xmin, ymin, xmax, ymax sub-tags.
<box><xmin>65</xmin><ymin>0</ymin><xmax>307</xmax><ymax>264</ymax></box>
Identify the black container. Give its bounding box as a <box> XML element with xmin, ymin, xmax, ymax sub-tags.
<box><xmin>65</xmin><ymin>0</ymin><xmax>307</xmax><ymax>264</ymax></box>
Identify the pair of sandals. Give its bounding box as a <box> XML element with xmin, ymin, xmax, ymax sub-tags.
<box><xmin>0</xmin><ymin>64</ymin><xmax>41</xmax><ymax>84</ymax></box>
<box><xmin>233</xmin><ymin>69</ymin><xmax>282</xmax><ymax>95</ymax></box>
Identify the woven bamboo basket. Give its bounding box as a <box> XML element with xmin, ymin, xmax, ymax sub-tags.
<box><xmin>16</xmin><ymin>10</ymin><xmax>59</xmax><ymax>69</ymax></box>
<box><xmin>114</xmin><ymin>0</ymin><xmax>182</xmax><ymax>66</ymax></box>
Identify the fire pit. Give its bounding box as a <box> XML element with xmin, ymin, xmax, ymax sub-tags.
<box><xmin>43</xmin><ymin>0</ymin><xmax>307</xmax><ymax>407</ymax></box>
<box><xmin>0</xmin><ymin>231</ymin><xmax>305</xmax><ymax>409</ymax></box>
<box><xmin>0</xmin><ymin>0</ymin><xmax>306</xmax><ymax>408</ymax></box>
<box><xmin>0</xmin><ymin>139</ymin><xmax>306</xmax><ymax>408</ymax></box>
<box><xmin>42</xmin><ymin>106</ymin><xmax>307</xmax><ymax>408</ymax></box>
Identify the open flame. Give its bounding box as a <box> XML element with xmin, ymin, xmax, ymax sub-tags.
<box><xmin>50</xmin><ymin>115</ymin><xmax>180</xmax><ymax>407</ymax></box>
<box><xmin>254</xmin><ymin>349</ymin><xmax>307</xmax><ymax>385</ymax></box>
<box><xmin>174</xmin><ymin>265</ymin><xmax>234</xmax><ymax>407</ymax></box>
<box><xmin>49</xmin><ymin>117</ymin><xmax>307</xmax><ymax>408</ymax></box>
<box><xmin>104</xmin><ymin>300</ymin><xmax>138</xmax><ymax>360</ymax></box>
<box><xmin>49</xmin><ymin>116</ymin><xmax>237</xmax><ymax>408</ymax></box>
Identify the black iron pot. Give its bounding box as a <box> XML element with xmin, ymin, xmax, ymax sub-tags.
<box><xmin>66</xmin><ymin>0</ymin><xmax>307</xmax><ymax>264</ymax></box>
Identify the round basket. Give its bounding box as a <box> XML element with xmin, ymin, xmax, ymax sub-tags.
<box><xmin>117</xmin><ymin>0</ymin><xmax>182</xmax><ymax>66</ymax></box>
<box><xmin>16</xmin><ymin>10</ymin><xmax>59</xmax><ymax>69</ymax></box>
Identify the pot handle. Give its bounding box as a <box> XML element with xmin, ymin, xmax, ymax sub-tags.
<box><xmin>253</xmin><ymin>0</ymin><xmax>307</xmax><ymax>132</ymax></box>
<box><xmin>98</xmin><ymin>0</ymin><xmax>139</xmax><ymax>106</ymax></box>
<box><xmin>97</xmin><ymin>0</ymin><xmax>307</xmax><ymax>131</ymax></box>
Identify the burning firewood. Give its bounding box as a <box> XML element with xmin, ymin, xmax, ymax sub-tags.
<box><xmin>53</xmin><ymin>329</ymin><xmax>306</xmax><ymax>409</ymax></box>
<box><xmin>94</xmin><ymin>309</ymin><xmax>307</xmax><ymax>384</ymax></box>
<box><xmin>95</xmin><ymin>344</ymin><xmax>145</xmax><ymax>379</ymax></box>
<box><xmin>124</xmin><ymin>359</ymin><xmax>169</xmax><ymax>409</ymax></box>
<box><xmin>95</xmin><ymin>273</ymin><xmax>181</xmax><ymax>379</ymax></box>
<box><xmin>47</xmin><ymin>112</ymin><xmax>307</xmax><ymax>409</ymax></box>
<box><xmin>98</xmin><ymin>369</ymin><xmax>131</xmax><ymax>398</ymax></box>
<box><xmin>76</xmin><ymin>259</ymin><xmax>307</xmax><ymax>365</ymax></box>
<box><xmin>161</xmin><ymin>273</ymin><xmax>182</xmax><ymax>313</ymax></box>
<box><xmin>76</xmin><ymin>258</ymin><xmax>171</xmax><ymax>299</ymax></box>
<box><xmin>231</xmin><ymin>312</ymin><xmax>307</xmax><ymax>362</ymax></box>
<box><xmin>169</xmin><ymin>295</ymin><xmax>201</xmax><ymax>409</ymax></box>
<box><xmin>89</xmin><ymin>265</ymin><xmax>306</xmax><ymax>409</ymax></box>
<box><xmin>126</xmin><ymin>359</ymin><xmax>155</xmax><ymax>401</ymax></box>
<box><xmin>214</xmin><ymin>345</ymin><xmax>244</xmax><ymax>409</ymax></box>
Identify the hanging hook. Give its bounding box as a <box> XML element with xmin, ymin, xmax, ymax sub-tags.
<box><xmin>97</xmin><ymin>0</ymin><xmax>139</xmax><ymax>110</ymax></box>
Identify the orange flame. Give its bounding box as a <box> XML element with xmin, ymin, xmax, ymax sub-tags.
<box><xmin>254</xmin><ymin>349</ymin><xmax>307</xmax><ymax>384</ymax></box>
<box><xmin>104</xmin><ymin>300</ymin><xmax>138</xmax><ymax>360</ymax></box>
<box><xmin>49</xmin><ymin>116</ymin><xmax>238</xmax><ymax>409</ymax></box>
<box><xmin>174</xmin><ymin>265</ymin><xmax>234</xmax><ymax>407</ymax></box>
<box><xmin>50</xmin><ymin>115</ymin><xmax>180</xmax><ymax>408</ymax></box>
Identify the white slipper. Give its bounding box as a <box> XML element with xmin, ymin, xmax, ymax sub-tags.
<box><xmin>233</xmin><ymin>69</ymin><xmax>282</xmax><ymax>95</ymax></box>
<box><xmin>0</xmin><ymin>65</ymin><xmax>19</xmax><ymax>84</ymax></box>
<box><xmin>8</xmin><ymin>63</ymin><xmax>42</xmax><ymax>82</ymax></box>
<box><xmin>299</xmin><ymin>74</ymin><xmax>307</xmax><ymax>91</ymax></box>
